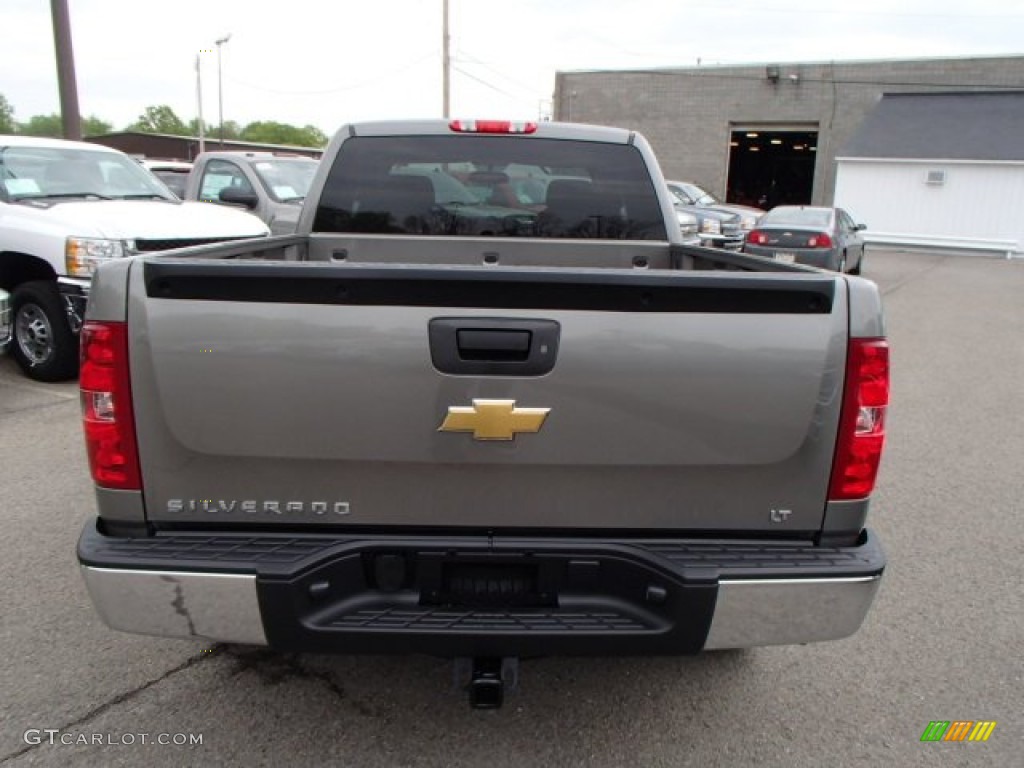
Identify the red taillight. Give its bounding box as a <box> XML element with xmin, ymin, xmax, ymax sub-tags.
<box><xmin>449</xmin><ymin>120</ymin><xmax>538</xmax><ymax>134</ymax></box>
<box><xmin>829</xmin><ymin>338</ymin><xmax>889</xmax><ymax>501</ymax></box>
<box><xmin>80</xmin><ymin>321</ymin><xmax>140</xmax><ymax>490</ymax></box>
<box><xmin>746</xmin><ymin>229</ymin><xmax>769</xmax><ymax>245</ymax></box>
<box><xmin>807</xmin><ymin>233</ymin><xmax>833</xmax><ymax>248</ymax></box>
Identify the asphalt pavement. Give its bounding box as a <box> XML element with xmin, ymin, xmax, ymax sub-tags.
<box><xmin>0</xmin><ymin>248</ymin><xmax>1020</xmax><ymax>767</ymax></box>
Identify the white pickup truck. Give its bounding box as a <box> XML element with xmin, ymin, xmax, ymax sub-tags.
<box><xmin>0</xmin><ymin>136</ymin><xmax>269</xmax><ymax>381</ymax></box>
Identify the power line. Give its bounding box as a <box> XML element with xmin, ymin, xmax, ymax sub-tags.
<box><xmin>450</xmin><ymin>65</ymin><xmax>517</xmax><ymax>98</ymax></box>
<box><xmin>225</xmin><ymin>52</ymin><xmax>437</xmax><ymax>96</ymax></box>
<box><xmin>453</xmin><ymin>51</ymin><xmax>539</xmax><ymax>95</ymax></box>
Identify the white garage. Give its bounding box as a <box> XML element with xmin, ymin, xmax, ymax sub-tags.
<box><xmin>834</xmin><ymin>91</ymin><xmax>1024</xmax><ymax>258</ymax></box>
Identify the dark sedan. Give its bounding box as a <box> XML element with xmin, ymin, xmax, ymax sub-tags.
<box><xmin>743</xmin><ymin>206</ymin><xmax>866</xmax><ymax>273</ymax></box>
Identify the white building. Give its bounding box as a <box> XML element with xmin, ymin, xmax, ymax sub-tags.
<box><xmin>834</xmin><ymin>91</ymin><xmax>1024</xmax><ymax>258</ymax></box>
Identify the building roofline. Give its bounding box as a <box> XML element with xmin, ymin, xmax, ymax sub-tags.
<box><xmin>557</xmin><ymin>52</ymin><xmax>1024</xmax><ymax>77</ymax></box>
<box><xmin>85</xmin><ymin>131</ymin><xmax>324</xmax><ymax>153</ymax></box>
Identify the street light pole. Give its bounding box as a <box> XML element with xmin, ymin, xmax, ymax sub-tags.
<box><xmin>195</xmin><ymin>54</ymin><xmax>205</xmax><ymax>155</ymax></box>
<box><xmin>442</xmin><ymin>0</ymin><xmax>450</xmax><ymax>118</ymax></box>
<box><xmin>215</xmin><ymin>34</ymin><xmax>231</xmax><ymax>147</ymax></box>
<box><xmin>50</xmin><ymin>0</ymin><xmax>82</xmax><ymax>139</ymax></box>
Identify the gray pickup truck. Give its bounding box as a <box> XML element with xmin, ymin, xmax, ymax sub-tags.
<box><xmin>77</xmin><ymin>119</ymin><xmax>888</xmax><ymax>708</ymax></box>
<box><xmin>183</xmin><ymin>151</ymin><xmax>319</xmax><ymax>235</ymax></box>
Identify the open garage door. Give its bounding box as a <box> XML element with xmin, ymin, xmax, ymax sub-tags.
<box><xmin>726</xmin><ymin>128</ymin><xmax>817</xmax><ymax>208</ymax></box>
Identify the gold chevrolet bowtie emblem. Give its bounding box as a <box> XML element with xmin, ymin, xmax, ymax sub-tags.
<box><xmin>439</xmin><ymin>399</ymin><xmax>550</xmax><ymax>441</ymax></box>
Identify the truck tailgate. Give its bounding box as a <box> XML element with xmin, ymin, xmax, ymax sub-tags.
<box><xmin>129</xmin><ymin>260</ymin><xmax>847</xmax><ymax>534</ymax></box>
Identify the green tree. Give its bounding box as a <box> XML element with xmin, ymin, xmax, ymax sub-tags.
<box><xmin>199</xmin><ymin>119</ymin><xmax>242</xmax><ymax>141</ymax></box>
<box><xmin>221</xmin><ymin>120</ymin><xmax>242</xmax><ymax>140</ymax></box>
<box><xmin>0</xmin><ymin>94</ymin><xmax>15</xmax><ymax>134</ymax></box>
<box><xmin>18</xmin><ymin>114</ymin><xmax>63</xmax><ymax>137</ymax></box>
<box><xmin>188</xmin><ymin>118</ymin><xmax>241</xmax><ymax>140</ymax></box>
<box><xmin>82</xmin><ymin>116</ymin><xmax>112</xmax><ymax>136</ymax></box>
<box><xmin>128</xmin><ymin>105</ymin><xmax>189</xmax><ymax>135</ymax></box>
<box><xmin>240</xmin><ymin>120</ymin><xmax>328</xmax><ymax>148</ymax></box>
<box><xmin>15</xmin><ymin>112</ymin><xmax>111</xmax><ymax>138</ymax></box>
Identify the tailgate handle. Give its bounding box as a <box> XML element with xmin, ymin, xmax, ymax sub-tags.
<box><xmin>456</xmin><ymin>329</ymin><xmax>531</xmax><ymax>361</ymax></box>
<box><xmin>429</xmin><ymin>318</ymin><xmax>560</xmax><ymax>376</ymax></box>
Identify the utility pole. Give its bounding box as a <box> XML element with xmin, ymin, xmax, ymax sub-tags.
<box><xmin>50</xmin><ymin>0</ymin><xmax>81</xmax><ymax>139</ymax></box>
<box><xmin>195</xmin><ymin>55</ymin><xmax>206</xmax><ymax>155</ymax></box>
<box><xmin>216</xmin><ymin>34</ymin><xmax>231</xmax><ymax>147</ymax></box>
<box><xmin>442</xmin><ymin>0</ymin><xmax>450</xmax><ymax>118</ymax></box>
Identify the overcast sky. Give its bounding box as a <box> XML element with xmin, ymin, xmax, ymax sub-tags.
<box><xmin>3</xmin><ymin>0</ymin><xmax>1022</xmax><ymax>135</ymax></box>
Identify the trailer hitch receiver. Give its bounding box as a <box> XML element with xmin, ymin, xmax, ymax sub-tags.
<box><xmin>455</xmin><ymin>657</ymin><xmax>519</xmax><ymax>709</ymax></box>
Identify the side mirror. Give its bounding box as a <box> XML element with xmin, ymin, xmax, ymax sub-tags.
<box><xmin>219</xmin><ymin>187</ymin><xmax>259</xmax><ymax>209</ymax></box>
<box><xmin>855</xmin><ymin>223</ymin><xmax>867</xmax><ymax>231</ymax></box>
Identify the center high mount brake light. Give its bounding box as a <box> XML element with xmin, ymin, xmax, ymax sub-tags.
<box><xmin>449</xmin><ymin>120</ymin><xmax>538</xmax><ymax>134</ymax></box>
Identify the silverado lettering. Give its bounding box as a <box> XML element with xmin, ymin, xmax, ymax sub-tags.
<box><xmin>166</xmin><ymin>500</ymin><xmax>351</xmax><ymax>515</ymax></box>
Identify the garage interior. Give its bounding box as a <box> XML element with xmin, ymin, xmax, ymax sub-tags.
<box><xmin>725</xmin><ymin>128</ymin><xmax>818</xmax><ymax>208</ymax></box>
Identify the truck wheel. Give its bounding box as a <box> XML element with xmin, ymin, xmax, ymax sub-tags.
<box><xmin>849</xmin><ymin>247</ymin><xmax>864</xmax><ymax>275</ymax></box>
<box><xmin>11</xmin><ymin>281</ymin><xmax>80</xmax><ymax>382</ymax></box>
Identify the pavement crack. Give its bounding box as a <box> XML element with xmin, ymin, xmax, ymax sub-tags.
<box><xmin>225</xmin><ymin>647</ymin><xmax>380</xmax><ymax>718</ymax></box>
<box><xmin>0</xmin><ymin>648</ymin><xmax>217</xmax><ymax>763</ymax></box>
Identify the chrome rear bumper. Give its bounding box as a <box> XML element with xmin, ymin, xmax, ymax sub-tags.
<box><xmin>704</xmin><ymin>575</ymin><xmax>881</xmax><ymax>649</ymax></box>
<box><xmin>80</xmin><ymin>565</ymin><xmax>881</xmax><ymax>650</ymax></box>
<box><xmin>79</xmin><ymin>523</ymin><xmax>885</xmax><ymax>653</ymax></box>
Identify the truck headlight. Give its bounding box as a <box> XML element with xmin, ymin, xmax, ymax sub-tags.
<box><xmin>700</xmin><ymin>218</ymin><xmax>721</xmax><ymax>235</ymax></box>
<box><xmin>65</xmin><ymin>238</ymin><xmax>129</xmax><ymax>277</ymax></box>
<box><xmin>677</xmin><ymin>213</ymin><xmax>698</xmax><ymax>236</ymax></box>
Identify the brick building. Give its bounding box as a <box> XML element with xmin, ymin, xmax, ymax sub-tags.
<box><xmin>553</xmin><ymin>55</ymin><xmax>1024</xmax><ymax>208</ymax></box>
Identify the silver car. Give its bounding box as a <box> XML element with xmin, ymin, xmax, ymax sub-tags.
<box><xmin>742</xmin><ymin>205</ymin><xmax>866</xmax><ymax>273</ymax></box>
<box><xmin>666</xmin><ymin>180</ymin><xmax>763</xmax><ymax>248</ymax></box>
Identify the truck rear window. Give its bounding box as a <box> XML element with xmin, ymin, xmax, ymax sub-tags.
<box><xmin>313</xmin><ymin>136</ymin><xmax>667</xmax><ymax>240</ymax></box>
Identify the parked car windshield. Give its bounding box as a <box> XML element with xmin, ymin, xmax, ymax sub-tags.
<box><xmin>760</xmin><ymin>207</ymin><xmax>833</xmax><ymax>228</ymax></box>
<box><xmin>671</xmin><ymin>182</ymin><xmax>717</xmax><ymax>206</ymax></box>
<box><xmin>314</xmin><ymin>135</ymin><xmax>667</xmax><ymax>240</ymax></box>
<box><xmin>251</xmin><ymin>157</ymin><xmax>319</xmax><ymax>203</ymax></box>
<box><xmin>149</xmin><ymin>169</ymin><xmax>189</xmax><ymax>198</ymax></box>
<box><xmin>0</xmin><ymin>146</ymin><xmax>175</xmax><ymax>202</ymax></box>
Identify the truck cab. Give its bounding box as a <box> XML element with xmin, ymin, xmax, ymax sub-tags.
<box><xmin>185</xmin><ymin>151</ymin><xmax>320</xmax><ymax>235</ymax></box>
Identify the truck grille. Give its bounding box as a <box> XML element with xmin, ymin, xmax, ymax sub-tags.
<box><xmin>132</xmin><ymin>236</ymin><xmax>249</xmax><ymax>253</ymax></box>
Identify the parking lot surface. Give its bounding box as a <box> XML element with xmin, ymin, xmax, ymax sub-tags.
<box><xmin>1</xmin><ymin>249</ymin><xmax>1020</xmax><ymax>767</ymax></box>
